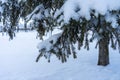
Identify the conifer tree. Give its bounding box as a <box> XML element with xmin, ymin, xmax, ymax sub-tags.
<box><xmin>0</xmin><ymin>0</ymin><xmax>21</xmax><ymax>39</ymax></box>
<box><xmin>35</xmin><ymin>1</ymin><xmax>120</xmax><ymax>66</ymax></box>
<box><xmin>0</xmin><ymin>0</ymin><xmax>120</xmax><ymax>66</ymax></box>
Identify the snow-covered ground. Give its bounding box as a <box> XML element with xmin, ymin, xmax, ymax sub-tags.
<box><xmin>0</xmin><ymin>32</ymin><xmax>120</xmax><ymax>80</ymax></box>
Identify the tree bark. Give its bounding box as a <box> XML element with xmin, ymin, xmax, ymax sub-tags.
<box><xmin>98</xmin><ymin>35</ymin><xmax>109</xmax><ymax>66</ymax></box>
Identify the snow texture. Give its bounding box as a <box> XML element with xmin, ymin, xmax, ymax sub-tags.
<box><xmin>0</xmin><ymin>7</ymin><xmax>3</xmax><ymax>13</ymax></box>
<box><xmin>26</xmin><ymin>4</ymin><xmax>45</xmax><ymax>21</ymax></box>
<box><xmin>37</xmin><ymin>33</ymin><xmax>62</xmax><ymax>51</ymax></box>
<box><xmin>1</xmin><ymin>0</ymin><xmax>7</xmax><ymax>3</ymax></box>
<box><xmin>0</xmin><ymin>32</ymin><xmax>120</xmax><ymax>80</ymax></box>
<box><xmin>63</xmin><ymin>0</ymin><xmax>120</xmax><ymax>23</ymax></box>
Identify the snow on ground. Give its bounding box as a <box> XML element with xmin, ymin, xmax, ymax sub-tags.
<box><xmin>0</xmin><ymin>32</ymin><xmax>120</xmax><ymax>80</ymax></box>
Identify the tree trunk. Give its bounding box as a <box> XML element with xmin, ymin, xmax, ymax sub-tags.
<box><xmin>98</xmin><ymin>36</ymin><xmax>109</xmax><ymax>66</ymax></box>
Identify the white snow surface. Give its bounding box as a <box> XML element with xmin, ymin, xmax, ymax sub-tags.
<box><xmin>63</xmin><ymin>0</ymin><xmax>120</xmax><ymax>23</ymax></box>
<box><xmin>0</xmin><ymin>32</ymin><xmax>120</xmax><ymax>80</ymax></box>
